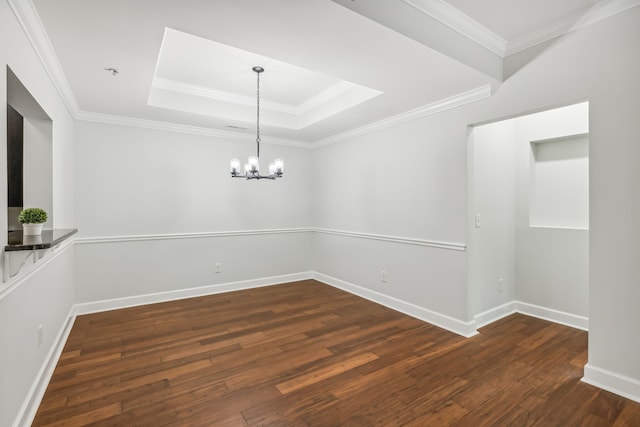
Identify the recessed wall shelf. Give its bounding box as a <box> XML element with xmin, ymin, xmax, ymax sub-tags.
<box><xmin>529</xmin><ymin>133</ymin><xmax>589</xmax><ymax>229</ymax></box>
<box><xmin>4</xmin><ymin>228</ymin><xmax>77</xmax><ymax>282</ymax></box>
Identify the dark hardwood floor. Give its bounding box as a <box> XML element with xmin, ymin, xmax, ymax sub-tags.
<box><xmin>33</xmin><ymin>280</ymin><xmax>640</xmax><ymax>426</ymax></box>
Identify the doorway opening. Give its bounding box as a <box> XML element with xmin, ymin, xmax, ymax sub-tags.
<box><xmin>468</xmin><ymin>102</ymin><xmax>589</xmax><ymax>329</ymax></box>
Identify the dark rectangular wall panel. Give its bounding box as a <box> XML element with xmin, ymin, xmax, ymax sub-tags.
<box><xmin>7</xmin><ymin>103</ymin><xmax>24</xmax><ymax>208</ymax></box>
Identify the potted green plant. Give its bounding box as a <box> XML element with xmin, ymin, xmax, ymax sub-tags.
<box><xmin>18</xmin><ymin>208</ymin><xmax>48</xmax><ymax>236</ymax></box>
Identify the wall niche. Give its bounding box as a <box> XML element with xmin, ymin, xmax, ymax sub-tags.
<box><xmin>529</xmin><ymin>133</ymin><xmax>589</xmax><ymax>229</ymax></box>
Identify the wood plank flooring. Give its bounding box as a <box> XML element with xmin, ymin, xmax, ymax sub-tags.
<box><xmin>33</xmin><ymin>280</ymin><xmax>640</xmax><ymax>426</ymax></box>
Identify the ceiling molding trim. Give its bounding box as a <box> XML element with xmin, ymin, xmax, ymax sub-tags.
<box><xmin>8</xmin><ymin>0</ymin><xmax>80</xmax><ymax>116</ymax></box>
<box><xmin>75</xmin><ymin>111</ymin><xmax>312</xmax><ymax>149</ymax></box>
<box><xmin>401</xmin><ymin>0</ymin><xmax>507</xmax><ymax>57</ymax></box>
<box><xmin>313</xmin><ymin>84</ymin><xmax>492</xmax><ymax>148</ymax></box>
<box><xmin>152</xmin><ymin>78</ymin><xmax>299</xmax><ymax>115</ymax></box>
<box><xmin>297</xmin><ymin>81</ymin><xmax>357</xmax><ymax>114</ymax></box>
<box><xmin>151</xmin><ymin>78</ymin><xmax>370</xmax><ymax>118</ymax></box>
<box><xmin>505</xmin><ymin>0</ymin><xmax>640</xmax><ymax>56</ymax></box>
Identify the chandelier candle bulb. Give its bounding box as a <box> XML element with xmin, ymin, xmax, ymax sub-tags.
<box><xmin>230</xmin><ymin>159</ymin><xmax>241</xmax><ymax>175</ymax></box>
<box><xmin>269</xmin><ymin>162</ymin><xmax>276</xmax><ymax>175</ymax></box>
<box><xmin>274</xmin><ymin>159</ymin><xmax>284</xmax><ymax>175</ymax></box>
<box><xmin>248</xmin><ymin>156</ymin><xmax>259</xmax><ymax>172</ymax></box>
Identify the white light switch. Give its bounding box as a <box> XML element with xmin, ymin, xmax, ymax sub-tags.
<box><xmin>475</xmin><ymin>214</ymin><xmax>481</xmax><ymax>228</ymax></box>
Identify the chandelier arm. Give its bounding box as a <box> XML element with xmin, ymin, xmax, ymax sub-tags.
<box><xmin>245</xmin><ymin>175</ymin><xmax>275</xmax><ymax>180</ymax></box>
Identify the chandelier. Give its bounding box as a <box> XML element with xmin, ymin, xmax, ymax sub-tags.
<box><xmin>230</xmin><ymin>66</ymin><xmax>283</xmax><ymax>180</ymax></box>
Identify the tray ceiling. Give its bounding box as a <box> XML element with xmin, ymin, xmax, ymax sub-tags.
<box><xmin>24</xmin><ymin>0</ymin><xmax>631</xmax><ymax>145</ymax></box>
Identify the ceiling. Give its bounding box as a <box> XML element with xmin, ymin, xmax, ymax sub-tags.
<box><xmin>445</xmin><ymin>0</ymin><xmax>601</xmax><ymax>41</ymax></box>
<box><xmin>23</xmin><ymin>0</ymin><xmax>629</xmax><ymax>145</ymax></box>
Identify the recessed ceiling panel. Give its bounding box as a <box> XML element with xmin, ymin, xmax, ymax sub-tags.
<box><xmin>148</xmin><ymin>28</ymin><xmax>383</xmax><ymax>130</ymax></box>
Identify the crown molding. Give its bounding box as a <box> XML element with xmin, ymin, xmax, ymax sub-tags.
<box><xmin>12</xmin><ymin>0</ymin><xmax>487</xmax><ymax>149</ymax></box>
<box><xmin>154</xmin><ymin>79</ymin><xmax>361</xmax><ymax>117</ymax></box>
<box><xmin>505</xmin><ymin>16</ymin><xmax>579</xmax><ymax>57</ymax></box>
<box><xmin>75</xmin><ymin>111</ymin><xmax>312</xmax><ymax>149</ymax></box>
<box><xmin>150</xmin><ymin>78</ymin><xmax>379</xmax><ymax>131</ymax></box>
<box><xmin>8</xmin><ymin>0</ymin><xmax>80</xmax><ymax>116</ymax></box>
<box><xmin>402</xmin><ymin>0</ymin><xmax>640</xmax><ymax>59</ymax></box>
<box><xmin>74</xmin><ymin>89</ymin><xmax>494</xmax><ymax>150</ymax></box>
<box><xmin>152</xmin><ymin>77</ymin><xmax>299</xmax><ymax>115</ymax></box>
<box><xmin>506</xmin><ymin>0</ymin><xmax>640</xmax><ymax>56</ymax></box>
<box><xmin>313</xmin><ymin>84</ymin><xmax>493</xmax><ymax>148</ymax></box>
<box><xmin>402</xmin><ymin>0</ymin><xmax>507</xmax><ymax>57</ymax></box>
<box><xmin>12</xmin><ymin>0</ymin><xmax>640</xmax><ymax>148</ymax></box>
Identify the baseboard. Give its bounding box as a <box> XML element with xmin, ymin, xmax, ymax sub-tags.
<box><xmin>313</xmin><ymin>272</ymin><xmax>477</xmax><ymax>338</ymax></box>
<box><xmin>474</xmin><ymin>301</ymin><xmax>517</xmax><ymax>329</ymax></box>
<box><xmin>515</xmin><ymin>301</ymin><xmax>588</xmax><ymax>331</ymax></box>
<box><xmin>583</xmin><ymin>364</ymin><xmax>640</xmax><ymax>404</ymax></box>
<box><xmin>473</xmin><ymin>300</ymin><xmax>588</xmax><ymax>332</ymax></box>
<box><xmin>13</xmin><ymin>309</ymin><xmax>77</xmax><ymax>427</ymax></box>
<box><xmin>73</xmin><ymin>272</ymin><xmax>314</xmax><ymax>315</ymax></box>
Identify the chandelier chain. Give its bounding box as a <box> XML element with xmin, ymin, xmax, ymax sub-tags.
<box><xmin>256</xmin><ymin>69</ymin><xmax>261</xmax><ymax>158</ymax></box>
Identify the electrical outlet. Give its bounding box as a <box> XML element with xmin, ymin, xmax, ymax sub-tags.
<box><xmin>37</xmin><ymin>324</ymin><xmax>43</xmax><ymax>347</ymax></box>
<box><xmin>215</xmin><ymin>262</ymin><xmax>222</xmax><ymax>273</ymax></box>
<box><xmin>498</xmin><ymin>278</ymin><xmax>504</xmax><ymax>292</ymax></box>
<box><xmin>381</xmin><ymin>270</ymin><xmax>388</xmax><ymax>283</ymax></box>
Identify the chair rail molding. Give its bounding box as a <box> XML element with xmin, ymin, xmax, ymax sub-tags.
<box><xmin>75</xmin><ymin>228</ymin><xmax>467</xmax><ymax>252</ymax></box>
<box><xmin>314</xmin><ymin>228</ymin><xmax>467</xmax><ymax>251</ymax></box>
<box><xmin>74</xmin><ymin>228</ymin><xmax>314</xmax><ymax>244</ymax></box>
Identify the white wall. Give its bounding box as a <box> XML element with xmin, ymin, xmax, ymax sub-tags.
<box><xmin>314</xmin><ymin>233</ymin><xmax>468</xmax><ymax>322</ymax></box>
<box><xmin>23</xmin><ymin>118</ymin><xmax>53</xmax><ymax>228</ymax></box>
<box><xmin>75</xmin><ymin>122</ymin><xmax>311</xmax><ymax>236</ymax></box>
<box><xmin>516</xmin><ymin>227</ymin><xmax>588</xmax><ymax>316</ymax></box>
<box><xmin>530</xmin><ymin>134</ymin><xmax>589</xmax><ymax>229</ymax></box>
<box><xmin>514</xmin><ymin>105</ymin><xmax>589</xmax><ymax>229</ymax></box>
<box><xmin>0</xmin><ymin>246</ymin><xmax>74</xmax><ymax>427</ymax></box>
<box><xmin>312</xmin><ymin>114</ymin><xmax>469</xmax><ymax>326</ymax></box>
<box><xmin>514</xmin><ymin>104</ymin><xmax>589</xmax><ymax>319</ymax></box>
<box><xmin>313</xmin><ymin>6</ymin><xmax>640</xmax><ymax>397</ymax></box>
<box><xmin>468</xmin><ymin>120</ymin><xmax>517</xmax><ymax>317</ymax></box>
<box><xmin>74</xmin><ymin>121</ymin><xmax>313</xmax><ymax>303</ymax></box>
<box><xmin>0</xmin><ymin>1</ymin><xmax>76</xmax><ymax>425</ymax></box>
<box><xmin>75</xmin><ymin>232</ymin><xmax>312</xmax><ymax>303</ymax></box>
<box><xmin>313</xmin><ymin>116</ymin><xmax>468</xmax><ymax>242</ymax></box>
<box><xmin>587</xmin><ymin>8</ymin><xmax>640</xmax><ymax>388</ymax></box>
